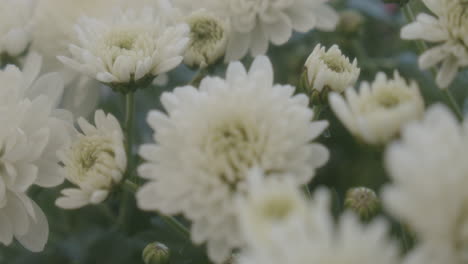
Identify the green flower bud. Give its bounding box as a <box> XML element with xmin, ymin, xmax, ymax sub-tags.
<box><xmin>345</xmin><ymin>187</ymin><xmax>380</xmax><ymax>220</ymax></box>
<box><xmin>337</xmin><ymin>10</ymin><xmax>365</xmax><ymax>35</ymax></box>
<box><xmin>142</xmin><ymin>242</ymin><xmax>170</xmax><ymax>264</ymax></box>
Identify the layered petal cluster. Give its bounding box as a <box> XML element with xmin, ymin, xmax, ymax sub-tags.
<box><xmin>174</xmin><ymin>0</ymin><xmax>339</xmax><ymax>61</ymax></box>
<box><xmin>304</xmin><ymin>44</ymin><xmax>360</xmax><ymax>94</ymax></box>
<box><xmin>137</xmin><ymin>56</ymin><xmax>329</xmax><ymax>263</ymax></box>
<box><xmin>0</xmin><ymin>53</ymin><xmax>71</xmax><ymax>251</ymax></box>
<box><xmin>0</xmin><ymin>0</ymin><xmax>35</xmax><ymax>60</ymax></box>
<box><xmin>384</xmin><ymin>104</ymin><xmax>468</xmax><ymax>264</ymax></box>
<box><xmin>58</xmin><ymin>5</ymin><xmax>189</xmax><ymax>93</ymax></box>
<box><xmin>56</xmin><ymin>110</ymin><xmax>126</xmax><ymax>209</ymax></box>
<box><xmin>184</xmin><ymin>9</ymin><xmax>229</xmax><ymax>68</ymax></box>
<box><xmin>401</xmin><ymin>0</ymin><xmax>468</xmax><ymax>88</ymax></box>
<box><xmin>238</xmin><ymin>187</ymin><xmax>399</xmax><ymax>264</ymax></box>
<box><xmin>329</xmin><ymin>72</ymin><xmax>424</xmax><ymax>145</ymax></box>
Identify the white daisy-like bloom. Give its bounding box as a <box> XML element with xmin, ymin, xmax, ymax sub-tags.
<box><xmin>184</xmin><ymin>9</ymin><xmax>229</xmax><ymax>68</ymax></box>
<box><xmin>56</xmin><ymin>110</ymin><xmax>126</xmax><ymax>209</ymax></box>
<box><xmin>58</xmin><ymin>6</ymin><xmax>189</xmax><ymax>94</ymax></box>
<box><xmin>304</xmin><ymin>44</ymin><xmax>360</xmax><ymax>94</ymax></box>
<box><xmin>329</xmin><ymin>71</ymin><xmax>424</xmax><ymax>145</ymax></box>
<box><xmin>239</xmin><ymin>189</ymin><xmax>399</xmax><ymax>264</ymax></box>
<box><xmin>401</xmin><ymin>0</ymin><xmax>468</xmax><ymax>88</ymax></box>
<box><xmin>0</xmin><ymin>53</ymin><xmax>72</xmax><ymax>251</ymax></box>
<box><xmin>0</xmin><ymin>0</ymin><xmax>35</xmax><ymax>60</ymax></box>
<box><xmin>173</xmin><ymin>0</ymin><xmax>339</xmax><ymax>61</ymax></box>
<box><xmin>383</xmin><ymin>104</ymin><xmax>468</xmax><ymax>264</ymax></box>
<box><xmin>137</xmin><ymin>56</ymin><xmax>329</xmax><ymax>263</ymax></box>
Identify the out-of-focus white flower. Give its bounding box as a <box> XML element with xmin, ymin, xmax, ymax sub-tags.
<box><xmin>0</xmin><ymin>52</ymin><xmax>72</xmax><ymax>251</ymax></box>
<box><xmin>174</xmin><ymin>0</ymin><xmax>339</xmax><ymax>61</ymax></box>
<box><xmin>137</xmin><ymin>56</ymin><xmax>329</xmax><ymax>263</ymax></box>
<box><xmin>383</xmin><ymin>104</ymin><xmax>468</xmax><ymax>264</ymax></box>
<box><xmin>401</xmin><ymin>0</ymin><xmax>468</xmax><ymax>88</ymax></box>
<box><xmin>329</xmin><ymin>72</ymin><xmax>424</xmax><ymax>145</ymax></box>
<box><xmin>239</xmin><ymin>189</ymin><xmax>399</xmax><ymax>264</ymax></box>
<box><xmin>0</xmin><ymin>0</ymin><xmax>35</xmax><ymax>59</ymax></box>
<box><xmin>58</xmin><ymin>6</ymin><xmax>189</xmax><ymax>93</ymax></box>
<box><xmin>184</xmin><ymin>10</ymin><xmax>229</xmax><ymax>68</ymax></box>
<box><xmin>56</xmin><ymin>110</ymin><xmax>126</xmax><ymax>209</ymax></box>
<box><xmin>304</xmin><ymin>44</ymin><xmax>360</xmax><ymax>94</ymax></box>
<box><xmin>236</xmin><ymin>169</ymin><xmax>309</xmax><ymax>249</ymax></box>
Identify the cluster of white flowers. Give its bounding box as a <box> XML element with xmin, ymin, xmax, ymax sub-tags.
<box><xmin>0</xmin><ymin>53</ymin><xmax>71</xmax><ymax>251</ymax></box>
<box><xmin>3</xmin><ymin>0</ymin><xmax>468</xmax><ymax>262</ymax></box>
<box><xmin>137</xmin><ymin>56</ymin><xmax>329</xmax><ymax>262</ymax></box>
<box><xmin>401</xmin><ymin>0</ymin><xmax>468</xmax><ymax>88</ymax></box>
<box><xmin>174</xmin><ymin>0</ymin><xmax>339</xmax><ymax>61</ymax></box>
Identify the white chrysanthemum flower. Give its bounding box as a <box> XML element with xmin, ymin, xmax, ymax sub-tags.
<box><xmin>0</xmin><ymin>0</ymin><xmax>35</xmax><ymax>60</ymax></box>
<box><xmin>58</xmin><ymin>6</ymin><xmax>189</xmax><ymax>93</ymax></box>
<box><xmin>304</xmin><ymin>44</ymin><xmax>360</xmax><ymax>94</ymax></box>
<box><xmin>184</xmin><ymin>10</ymin><xmax>229</xmax><ymax>68</ymax></box>
<box><xmin>329</xmin><ymin>71</ymin><xmax>424</xmax><ymax>145</ymax></box>
<box><xmin>137</xmin><ymin>56</ymin><xmax>329</xmax><ymax>263</ymax></box>
<box><xmin>401</xmin><ymin>0</ymin><xmax>468</xmax><ymax>88</ymax></box>
<box><xmin>174</xmin><ymin>0</ymin><xmax>339</xmax><ymax>61</ymax></box>
<box><xmin>383</xmin><ymin>104</ymin><xmax>468</xmax><ymax>264</ymax></box>
<box><xmin>56</xmin><ymin>110</ymin><xmax>126</xmax><ymax>209</ymax></box>
<box><xmin>239</xmin><ymin>189</ymin><xmax>399</xmax><ymax>264</ymax></box>
<box><xmin>0</xmin><ymin>53</ymin><xmax>71</xmax><ymax>251</ymax></box>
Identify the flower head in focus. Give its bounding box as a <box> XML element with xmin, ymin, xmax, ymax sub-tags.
<box><xmin>137</xmin><ymin>55</ymin><xmax>329</xmax><ymax>263</ymax></box>
<box><xmin>58</xmin><ymin>6</ymin><xmax>190</xmax><ymax>94</ymax></box>
<box><xmin>0</xmin><ymin>0</ymin><xmax>35</xmax><ymax>64</ymax></box>
<box><xmin>0</xmin><ymin>53</ymin><xmax>71</xmax><ymax>251</ymax></box>
<box><xmin>401</xmin><ymin>0</ymin><xmax>468</xmax><ymax>88</ymax></box>
<box><xmin>184</xmin><ymin>9</ymin><xmax>229</xmax><ymax>68</ymax></box>
<box><xmin>303</xmin><ymin>44</ymin><xmax>360</xmax><ymax>103</ymax></box>
<box><xmin>56</xmin><ymin>110</ymin><xmax>126</xmax><ymax>209</ymax></box>
<box><xmin>329</xmin><ymin>71</ymin><xmax>424</xmax><ymax>145</ymax></box>
<box><xmin>384</xmin><ymin>104</ymin><xmax>468</xmax><ymax>264</ymax></box>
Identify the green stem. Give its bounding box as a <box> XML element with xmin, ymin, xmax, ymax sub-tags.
<box><xmin>189</xmin><ymin>67</ymin><xmax>209</xmax><ymax>87</ymax></box>
<box><xmin>117</xmin><ymin>93</ymin><xmax>135</xmax><ymax>229</ymax></box>
<box><xmin>402</xmin><ymin>4</ymin><xmax>464</xmax><ymax>120</ymax></box>
<box><xmin>123</xmin><ymin>179</ymin><xmax>191</xmax><ymax>240</ymax></box>
<box><xmin>125</xmin><ymin>93</ymin><xmax>135</xmax><ymax>176</ymax></box>
<box><xmin>161</xmin><ymin>215</ymin><xmax>191</xmax><ymax>240</ymax></box>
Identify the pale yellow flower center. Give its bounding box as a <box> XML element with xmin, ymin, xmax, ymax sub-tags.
<box><xmin>259</xmin><ymin>196</ymin><xmax>296</xmax><ymax>221</ymax></box>
<box><xmin>203</xmin><ymin>119</ymin><xmax>263</xmax><ymax>188</ymax></box>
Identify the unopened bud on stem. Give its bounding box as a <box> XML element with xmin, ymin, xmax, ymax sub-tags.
<box><xmin>142</xmin><ymin>242</ymin><xmax>170</xmax><ymax>264</ymax></box>
<box><xmin>345</xmin><ymin>187</ymin><xmax>380</xmax><ymax>220</ymax></box>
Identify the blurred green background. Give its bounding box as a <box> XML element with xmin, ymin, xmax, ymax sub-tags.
<box><xmin>2</xmin><ymin>0</ymin><xmax>468</xmax><ymax>263</ymax></box>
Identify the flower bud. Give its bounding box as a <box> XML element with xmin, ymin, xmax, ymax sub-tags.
<box><xmin>303</xmin><ymin>44</ymin><xmax>360</xmax><ymax>105</ymax></box>
<box><xmin>337</xmin><ymin>10</ymin><xmax>364</xmax><ymax>35</ymax></box>
<box><xmin>345</xmin><ymin>187</ymin><xmax>380</xmax><ymax>220</ymax></box>
<box><xmin>184</xmin><ymin>10</ymin><xmax>229</xmax><ymax>68</ymax></box>
<box><xmin>142</xmin><ymin>242</ymin><xmax>170</xmax><ymax>264</ymax></box>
